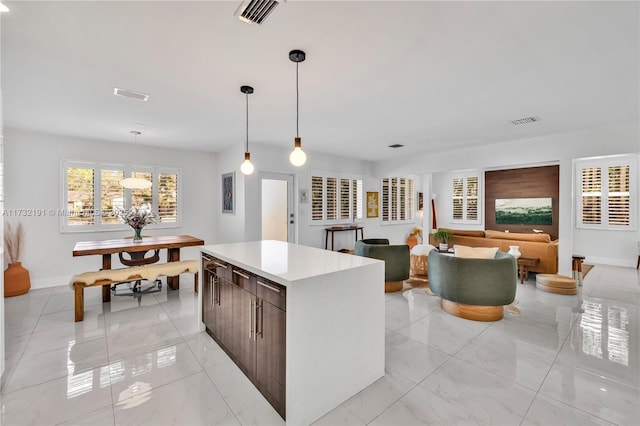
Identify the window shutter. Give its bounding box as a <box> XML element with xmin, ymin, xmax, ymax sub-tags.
<box><xmin>452</xmin><ymin>177</ymin><xmax>463</xmax><ymax>220</ymax></box>
<box><xmin>391</xmin><ymin>178</ymin><xmax>398</xmax><ymax>221</ymax></box>
<box><xmin>407</xmin><ymin>178</ymin><xmax>414</xmax><ymax>220</ymax></box>
<box><xmin>311</xmin><ymin>176</ymin><xmax>323</xmax><ymax>221</ymax></box>
<box><xmin>399</xmin><ymin>178</ymin><xmax>406</xmax><ymax>221</ymax></box>
<box><xmin>340</xmin><ymin>178</ymin><xmax>350</xmax><ymax>220</ymax></box>
<box><xmin>158</xmin><ymin>173</ymin><xmax>178</xmax><ymax>223</ymax></box>
<box><xmin>131</xmin><ymin>171</ymin><xmax>153</xmax><ymax>206</ymax></box>
<box><xmin>466</xmin><ymin>176</ymin><xmax>478</xmax><ymax>221</ymax></box>
<box><xmin>326</xmin><ymin>177</ymin><xmax>337</xmax><ymax>221</ymax></box>
<box><xmin>67</xmin><ymin>167</ymin><xmax>95</xmax><ymax>225</ymax></box>
<box><xmin>382</xmin><ymin>178</ymin><xmax>390</xmax><ymax>222</ymax></box>
<box><xmin>608</xmin><ymin>164</ymin><xmax>630</xmax><ymax>226</ymax></box>
<box><xmin>353</xmin><ymin>179</ymin><xmax>363</xmax><ymax>219</ymax></box>
<box><xmin>581</xmin><ymin>167</ymin><xmax>602</xmax><ymax>225</ymax></box>
<box><xmin>100</xmin><ymin>169</ymin><xmax>124</xmax><ymax>224</ymax></box>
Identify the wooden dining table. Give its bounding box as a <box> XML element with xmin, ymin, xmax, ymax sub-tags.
<box><xmin>73</xmin><ymin>234</ymin><xmax>204</xmax><ymax>301</ymax></box>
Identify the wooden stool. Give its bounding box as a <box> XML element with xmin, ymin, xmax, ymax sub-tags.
<box><xmin>536</xmin><ymin>274</ymin><xmax>577</xmax><ymax>295</ymax></box>
<box><xmin>572</xmin><ymin>255</ymin><xmax>585</xmax><ymax>286</ymax></box>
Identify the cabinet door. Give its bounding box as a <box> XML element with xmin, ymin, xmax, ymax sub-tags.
<box><xmin>256</xmin><ymin>298</ymin><xmax>286</xmax><ymax>418</ymax></box>
<box><xmin>214</xmin><ymin>276</ymin><xmax>234</xmax><ymax>352</ymax></box>
<box><xmin>202</xmin><ymin>268</ymin><xmax>215</xmax><ymax>330</ymax></box>
<box><xmin>231</xmin><ymin>270</ymin><xmax>257</xmax><ymax>378</ymax></box>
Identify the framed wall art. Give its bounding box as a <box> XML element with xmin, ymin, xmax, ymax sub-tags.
<box><xmin>222</xmin><ymin>172</ymin><xmax>235</xmax><ymax>214</ymax></box>
<box><xmin>366</xmin><ymin>191</ymin><xmax>379</xmax><ymax>218</ymax></box>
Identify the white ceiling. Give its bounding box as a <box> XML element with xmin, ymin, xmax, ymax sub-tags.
<box><xmin>2</xmin><ymin>1</ymin><xmax>638</xmax><ymax>161</ymax></box>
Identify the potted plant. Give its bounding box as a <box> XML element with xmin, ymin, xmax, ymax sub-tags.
<box><xmin>433</xmin><ymin>229</ymin><xmax>453</xmax><ymax>251</ymax></box>
<box><xmin>4</xmin><ymin>221</ymin><xmax>31</xmax><ymax>297</ymax></box>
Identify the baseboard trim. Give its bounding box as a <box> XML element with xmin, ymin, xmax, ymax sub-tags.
<box><xmin>30</xmin><ymin>274</ymin><xmax>72</xmax><ymax>290</ymax></box>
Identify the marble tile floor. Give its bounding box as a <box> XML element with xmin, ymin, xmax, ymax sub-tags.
<box><xmin>1</xmin><ymin>265</ymin><xmax>639</xmax><ymax>426</ymax></box>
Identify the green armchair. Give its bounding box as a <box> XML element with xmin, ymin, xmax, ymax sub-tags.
<box><xmin>354</xmin><ymin>239</ymin><xmax>410</xmax><ymax>292</ymax></box>
<box><xmin>428</xmin><ymin>250</ymin><xmax>517</xmax><ymax>321</ymax></box>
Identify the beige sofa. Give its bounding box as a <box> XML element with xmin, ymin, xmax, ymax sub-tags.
<box><xmin>429</xmin><ymin>229</ymin><xmax>558</xmax><ymax>274</ymax></box>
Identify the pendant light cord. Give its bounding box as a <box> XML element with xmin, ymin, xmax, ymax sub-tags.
<box><xmin>296</xmin><ymin>61</ymin><xmax>299</xmax><ymax>137</ymax></box>
<box><xmin>245</xmin><ymin>92</ymin><xmax>249</xmax><ymax>152</ymax></box>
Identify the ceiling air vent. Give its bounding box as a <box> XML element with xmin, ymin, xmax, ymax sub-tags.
<box><xmin>388</xmin><ymin>144</ymin><xmax>404</xmax><ymax>148</ymax></box>
<box><xmin>511</xmin><ymin>116</ymin><xmax>540</xmax><ymax>125</ymax></box>
<box><xmin>114</xmin><ymin>88</ymin><xmax>149</xmax><ymax>102</ymax></box>
<box><xmin>235</xmin><ymin>0</ymin><xmax>283</xmax><ymax>25</ymax></box>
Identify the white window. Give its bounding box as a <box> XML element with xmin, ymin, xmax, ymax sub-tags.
<box><xmin>577</xmin><ymin>156</ymin><xmax>636</xmax><ymax>230</ymax></box>
<box><xmin>451</xmin><ymin>173</ymin><xmax>481</xmax><ymax>224</ymax></box>
<box><xmin>381</xmin><ymin>177</ymin><xmax>414</xmax><ymax>223</ymax></box>
<box><xmin>310</xmin><ymin>171</ymin><xmax>363</xmax><ymax>224</ymax></box>
<box><xmin>61</xmin><ymin>160</ymin><xmax>181</xmax><ymax>232</ymax></box>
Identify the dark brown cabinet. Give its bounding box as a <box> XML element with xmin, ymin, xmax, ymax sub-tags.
<box><xmin>201</xmin><ymin>254</ymin><xmax>286</xmax><ymax>419</ymax></box>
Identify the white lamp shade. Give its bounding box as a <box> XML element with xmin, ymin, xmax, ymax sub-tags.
<box><xmin>119</xmin><ymin>177</ymin><xmax>152</xmax><ymax>189</ymax></box>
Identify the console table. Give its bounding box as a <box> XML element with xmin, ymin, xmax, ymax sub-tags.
<box><xmin>324</xmin><ymin>226</ymin><xmax>364</xmax><ymax>250</ymax></box>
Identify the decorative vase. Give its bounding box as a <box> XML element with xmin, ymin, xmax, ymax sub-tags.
<box><xmin>4</xmin><ymin>262</ymin><xmax>31</xmax><ymax>297</ymax></box>
<box><xmin>406</xmin><ymin>233</ymin><xmax>418</xmax><ymax>249</ymax></box>
<box><xmin>133</xmin><ymin>227</ymin><xmax>143</xmax><ymax>242</ymax></box>
<box><xmin>508</xmin><ymin>245</ymin><xmax>521</xmax><ymax>259</ymax></box>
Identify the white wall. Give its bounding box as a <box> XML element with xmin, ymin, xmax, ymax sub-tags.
<box><xmin>377</xmin><ymin>124</ymin><xmax>640</xmax><ymax>270</ymax></box>
<box><xmin>214</xmin><ymin>142</ymin><xmax>424</xmax><ymax>251</ymax></box>
<box><xmin>3</xmin><ymin>128</ymin><xmax>217</xmax><ymax>288</ymax></box>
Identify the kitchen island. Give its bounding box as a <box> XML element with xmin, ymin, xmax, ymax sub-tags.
<box><xmin>199</xmin><ymin>240</ymin><xmax>385</xmax><ymax>425</ymax></box>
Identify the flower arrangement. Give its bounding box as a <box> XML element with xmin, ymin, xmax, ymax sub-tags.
<box><xmin>411</xmin><ymin>226</ymin><xmax>423</xmax><ymax>239</ymax></box>
<box><xmin>118</xmin><ymin>205</ymin><xmax>156</xmax><ymax>241</ymax></box>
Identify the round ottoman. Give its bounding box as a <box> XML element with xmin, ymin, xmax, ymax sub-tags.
<box><xmin>536</xmin><ymin>274</ymin><xmax>577</xmax><ymax>295</ymax></box>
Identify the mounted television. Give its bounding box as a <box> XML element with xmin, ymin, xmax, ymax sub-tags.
<box><xmin>495</xmin><ymin>198</ymin><xmax>552</xmax><ymax>225</ymax></box>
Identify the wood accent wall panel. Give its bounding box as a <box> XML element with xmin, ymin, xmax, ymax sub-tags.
<box><xmin>485</xmin><ymin>165</ymin><xmax>559</xmax><ymax>240</ymax></box>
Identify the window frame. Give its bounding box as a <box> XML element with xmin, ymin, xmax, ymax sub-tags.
<box><xmin>60</xmin><ymin>159</ymin><xmax>182</xmax><ymax>233</ymax></box>
<box><xmin>380</xmin><ymin>176</ymin><xmax>415</xmax><ymax>225</ymax></box>
<box><xmin>576</xmin><ymin>155</ymin><xmax>636</xmax><ymax>231</ymax></box>
<box><xmin>309</xmin><ymin>170</ymin><xmax>364</xmax><ymax>225</ymax></box>
<box><xmin>450</xmin><ymin>172</ymin><xmax>482</xmax><ymax>225</ymax></box>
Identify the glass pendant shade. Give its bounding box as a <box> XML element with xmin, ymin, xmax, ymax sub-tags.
<box><xmin>289</xmin><ymin>137</ymin><xmax>306</xmax><ymax>167</ymax></box>
<box><xmin>119</xmin><ymin>177</ymin><xmax>152</xmax><ymax>189</ymax></box>
<box><xmin>241</xmin><ymin>152</ymin><xmax>255</xmax><ymax>175</ymax></box>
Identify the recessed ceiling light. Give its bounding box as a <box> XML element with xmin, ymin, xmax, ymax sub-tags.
<box><xmin>0</xmin><ymin>3</ymin><xmax>10</xmax><ymax>13</ymax></box>
<box><xmin>388</xmin><ymin>144</ymin><xmax>404</xmax><ymax>148</ymax></box>
<box><xmin>114</xmin><ymin>87</ymin><xmax>149</xmax><ymax>101</ymax></box>
<box><xmin>511</xmin><ymin>116</ymin><xmax>541</xmax><ymax>125</ymax></box>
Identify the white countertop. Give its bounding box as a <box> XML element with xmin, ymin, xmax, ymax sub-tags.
<box><xmin>201</xmin><ymin>240</ymin><xmax>382</xmax><ymax>285</ymax></box>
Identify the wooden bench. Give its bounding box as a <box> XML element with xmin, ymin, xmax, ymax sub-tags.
<box><xmin>70</xmin><ymin>260</ymin><xmax>199</xmax><ymax>322</ymax></box>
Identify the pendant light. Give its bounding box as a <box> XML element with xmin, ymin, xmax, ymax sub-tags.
<box><xmin>119</xmin><ymin>131</ymin><xmax>152</xmax><ymax>189</ymax></box>
<box><xmin>289</xmin><ymin>49</ymin><xmax>306</xmax><ymax>167</ymax></box>
<box><xmin>240</xmin><ymin>85</ymin><xmax>255</xmax><ymax>175</ymax></box>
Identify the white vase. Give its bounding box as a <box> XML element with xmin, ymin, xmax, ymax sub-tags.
<box><xmin>508</xmin><ymin>245</ymin><xmax>521</xmax><ymax>259</ymax></box>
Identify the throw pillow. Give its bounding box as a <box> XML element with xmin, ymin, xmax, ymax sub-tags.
<box><xmin>454</xmin><ymin>244</ymin><xmax>499</xmax><ymax>259</ymax></box>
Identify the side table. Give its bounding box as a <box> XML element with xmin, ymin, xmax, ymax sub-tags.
<box><xmin>517</xmin><ymin>257</ymin><xmax>539</xmax><ymax>284</ymax></box>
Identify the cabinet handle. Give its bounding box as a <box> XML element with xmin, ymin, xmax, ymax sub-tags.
<box><xmin>257</xmin><ymin>300</ymin><xmax>264</xmax><ymax>338</ymax></box>
<box><xmin>249</xmin><ymin>299</ymin><xmax>254</xmax><ymax>339</ymax></box>
<box><xmin>233</xmin><ymin>270</ymin><xmax>250</xmax><ymax>280</ymax></box>
<box><xmin>214</xmin><ymin>262</ymin><xmax>228</xmax><ymax>269</ymax></box>
<box><xmin>211</xmin><ymin>275</ymin><xmax>216</xmax><ymax>305</ymax></box>
<box><xmin>202</xmin><ymin>254</ymin><xmax>213</xmax><ymax>261</ymax></box>
<box><xmin>257</xmin><ymin>280</ymin><xmax>281</xmax><ymax>293</ymax></box>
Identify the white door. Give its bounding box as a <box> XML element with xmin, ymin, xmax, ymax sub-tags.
<box><xmin>260</xmin><ymin>173</ymin><xmax>295</xmax><ymax>243</ymax></box>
